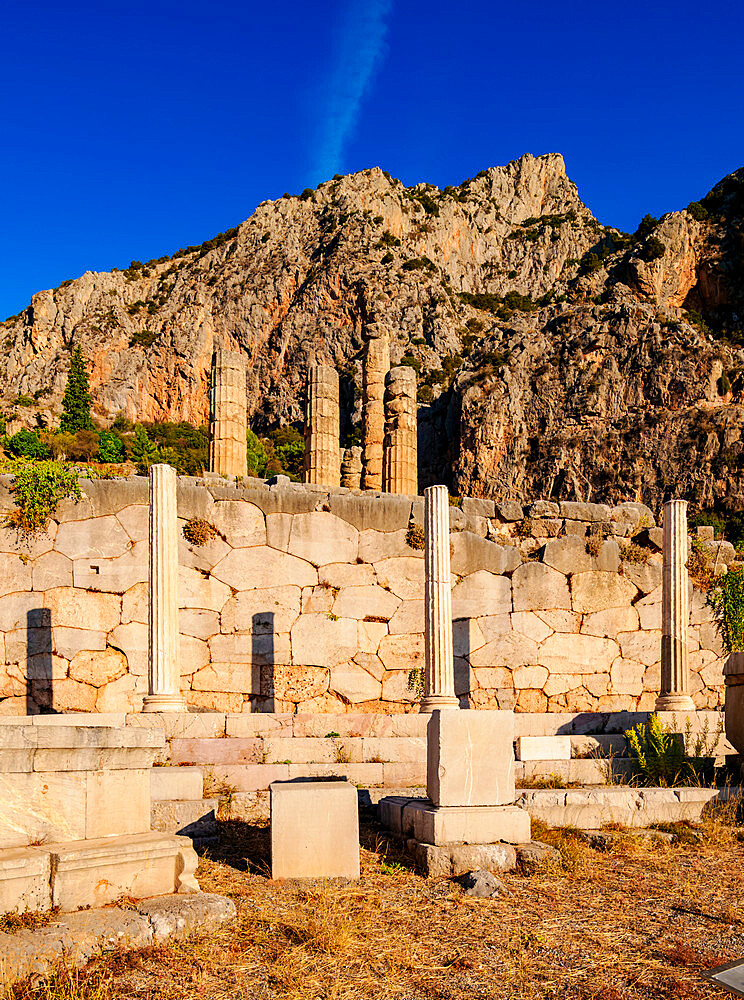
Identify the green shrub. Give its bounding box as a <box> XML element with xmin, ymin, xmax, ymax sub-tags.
<box><xmin>129</xmin><ymin>330</ymin><xmax>158</xmax><ymax>349</ymax></box>
<box><xmin>131</xmin><ymin>424</ymin><xmax>159</xmax><ymax>474</ymax></box>
<box><xmin>380</xmin><ymin>252</ymin><xmax>394</xmax><ymax>264</ymax></box>
<box><xmin>12</xmin><ymin>394</ymin><xmax>35</xmax><ymax>407</ymax></box>
<box><xmin>7</xmin><ymin>460</ymin><xmax>82</xmax><ymax>533</ymax></box>
<box><xmin>7</xmin><ymin>429</ymin><xmax>50</xmax><ymax>460</ymax></box>
<box><xmin>708</xmin><ymin>567</ymin><xmax>744</xmax><ymax>653</ymax></box>
<box><xmin>98</xmin><ymin>430</ymin><xmax>125</xmax><ymax>463</ymax></box>
<box><xmin>376</xmin><ymin>230</ymin><xmax>400</xmax><ymax>249</ymax></box>
<box><xmin>639</xmin><ymin>236</ymin><xmax>666</xmax><ymax>262</ymax></box>
<box><xmin>686</xmin><ymin>200</ymin><xmax>709</xmax><ymax>221</ymax></box>
<box><xmin>300</xmin><ymin>188</ymin><xmax>314</xmax><ymax>201</ymax></box>
<box><xmin>401</xmin><ymin>257</ymin><xmax>435</xmax><ymax>272</ymax></box>
<box><xmin>246</xmin><ymin>428</ymin><xmax>268</xmax><ymax>477</ymax></box>
<box><xmin>60</xmin><ymin>347</ymin><xmax>94</xmax><ymax>433</ymax></box>
<box><xmin>624</xmin><ymin>715</ymin><xmax>687</xmax><ymax>786</ymax></box>
<box><xmin>400</xmin><ymin>354</ymin><xmax>422</xmax><ymax>374</ymax></box>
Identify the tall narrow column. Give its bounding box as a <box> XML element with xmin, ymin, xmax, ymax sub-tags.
<box><xmin>656</xmin><ymin>498</ymin><xmax>695</xmax><ymax>712</ymax></box>
<box><xmin>361</xmin><ymin>323</ymin><xmax>390</xmax><ymax>491</ymax></box>
<box><xmin>143</xmin><ymin>464</ymin><xmax>186</xmax><ymax>712</ymax></box>
<box><xmin>421</xmin><ymin>485</ymin><xmax>459</xmax><ymax>712</ymax></box>
<box><xmin>383</xmin><ymin>366</ymin><xmax>418</xmax><ymax>495</ymax></box>
<box><xmin>303</xmin><ymin>365</ymin><xmax>340</xmax><ymax>486</ymax></box>
<box><xmin>209</xmin><ymin>349</ymin><xmax>248</xmax><ymax>477</ymax></box>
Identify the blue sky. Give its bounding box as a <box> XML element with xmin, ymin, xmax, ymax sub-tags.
<box><xmin>1</xmin><ymin>0</ymin><xmax>742</xmax><ymax>319</ymax></box>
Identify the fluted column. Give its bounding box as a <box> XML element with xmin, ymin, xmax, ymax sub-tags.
<box><xmin>209</xmin><ymin>349</ymin><xmax>248</xmax><ymax>477</ymax></box>
<box><xmin>656</xmin><ymin>499</ymin><xmax>695</xmax><ymax>711</ymax></box>
<box><xmin>303</xmin><ymin>365</ymin><xmax>340</xmax><ymax>486</ymax></box>
<box><xmin>340</xmin><ymin>446</ymin><xmax>362</xmax><ymax>489</ymax></box>
<box><xmin>383</xmin><ymin>366</ymin><xmax>418</xmax><ymax>495</ymax></box>
<box><xmin>143</xmin><ymin>464</ymin><xmax>185</xmax><ymax>712</ymax></box>
<box><xmin>361</xmin><ymin>323</ymin><xmax>390</xmax><ymax>491</ymax></box>
<box><xmin>421</xmin><ymin>485</ymin><xmax>459</xmax><ymax>712</ymax></box>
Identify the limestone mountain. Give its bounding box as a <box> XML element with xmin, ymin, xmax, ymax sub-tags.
<box><xmin>2</xmin><ymin>153</ymin><xmax>743</xmax><ymax>508</ymax></box>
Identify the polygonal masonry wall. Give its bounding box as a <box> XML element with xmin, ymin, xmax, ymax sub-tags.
<box><xmin>0</xmin><ymin>476</ymin><xmax>727</xmax><ymax>716</ymax></box>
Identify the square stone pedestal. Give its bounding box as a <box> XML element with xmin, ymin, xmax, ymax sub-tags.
<box><xmin>405</xmin><ymin>801</ymin><xmax>530</xmax><ymax>846</ymax></box>
<box><xmin>270</xmin><ymin>780</ymin><xmax>360</xmax><ymax>880</ymax></box>
<box><xmin>427</xmin><ymin>709</ymin><xmax>515</xmax><ymax>806</ymax></box>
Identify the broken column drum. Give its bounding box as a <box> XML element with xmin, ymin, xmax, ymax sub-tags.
<box><xmin>656</xmin><ymin>498</ymin><xmax>695</xmax><ymax>712</ymax></box>
<box><xmin>340</xmin><ymin>446</ymin><xmax>362</xmax><ymax>489</ymax></box>
<box><xmin>143</xmin><ymin>463</ymin><xmax>186</xmax><ymax>712</ymax></box>
<box><xmin>421</xmin><ymin>485</ymin><xmax>459</xmax><ymax>712</ymax></box>
<box><xmin>209</xmin><ymin>350</ymin><xmax>248</xmax><ymax>478</ymax></box>
<box><xmin>361</xmin><ymin>323</ymin><xmax>390</xmax><ymax>491</ymax></box>
<box><xmin>303</xmin><ymin>365</ymin><xmax>340</xmax><ymax>487</ymax></box>
<box><xmin>383</xmin><ymin>366</ymin><xmax>418</xmax><ymax>495</ymax></box>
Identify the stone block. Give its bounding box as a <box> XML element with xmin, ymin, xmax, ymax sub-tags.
<box><xmin>270</xmin><ymin>780</ymin><xmax>360</xmax><ymax>879</ymax></box>
<box><xmin>495</xmin><ymin>501</ymin><xmax>523</xmax><ymax>521</ymax></box>
<box><xmin>291</xmin><ymin>614</ymin><xmax>358</xmax><ymax>667</ymax></box>
<box><xmin>150</xmin><ymin>799</ymin><xmax>219</xmax><ymax>840</ymax></box>
<box><xmin>151</xmin><ymin>766</ymin><xmax>204</xmax><ymax>801</ymax></box>
<box><xmin>328</xmin><ymin>494</ymin><xmax>412</xmax><ymax>532</ymax></box>
<box><xmin>286</xmin><ymin>512</ymin><xmax>359</xmax><ymax>565</ymax></box>
<box><xmin>225</xmin><ymin>714</ymin><xmax>293</xmax><ymax>737</ymax></box>
<box><xmin>404</xmin><ymin>801</ymin><xmax>530</xmax><ymax>845</ymax></box>
<box><xmin>329</xmin><ymin>665</ymin><xmax>382</xmax><ymax>703</ymax></box>
<box><xmin>332</xmin><ymin>585</ymin><xmax>401</xmax><ymax>620</ymax></box>
<box><xmin>207</xmin><ymin>764</ymin><xmax>289</xmax><ymax>791</ymax></box>
<box><xmin>55</xmin><ymin>516</ymin><xmax>131</xmax><ymax>560</ymax></box>
<box><xmin>411</xmin><ymin>840</ymin><xmax>517</xmax><ymax>877</ymax></box>
<box><xmin>85</xmin><ymin>768</ymin><xmax>151</xmax><ymax>839</ymax></box>
<box><xmin>527</xmin><ymin>501</ymin><xmax>559</xmax><ymax>518</ymax></box>
<box><xmin>427</xmin><ymin>710</ymin><xmax>515</xmax><ymax>807</ymax></box>
<box><xmin>210</xmin><ymin>501</ymin><xmax>266</xmax><ymax>547</ymax></box>
<box><xmin>571</xmin><ymin>572</ymin><xmax>638</xmax><ymax>613</ymax></box>
<box><xmin>559</xmin><ymin>501</ymin><xmax>611</xmax><ymax>522</ymax></box>
<box><xmin>211</xmin><ymin>546</ymin><xmax>316</xmax><ymax>591</ymax></box>
<box><xmin>50</xmin><ymin>832</ymin><xmax>198</xmax><ymax>910</ymax></box>
<box><xmin>450</xmin><ymin>533</ymin><xmax>521</xmax><ymax>575</ymax></box>
<box><xmin>0</xmin><ymin>847</ymin><xmax>52</xmax><ymax>913</ymax></box>
<box><xmin>511</xmin><ymin>563</ymin><xmax>570</xmax><ymax>612</ymax></box>
<box><xmin>0</xmin><ymin>771</ymin><xmax>86</xmax><ymax>847</ymax></box>
<box><xmin>374</xmin><ymin>557</ymin><xmax>425</xmax><ymax>600</ymax></box>
<box><xmin>581</xmin><ymin>606</ymin><xmax>639</xmax><ymax>637</ymax></box>
<box><xmin>451</xmin><ymin>571</ymin><xmax>511</xmax><ymax>619</ymax></box>
<box><xmin>542</xmin><ymin>536</ymin><xmax>593</xmax><ymax>575</ymax></box>
<box><xmin>515</xmin><ymin>736</ymin><xmax>571</xmax><ymax>760</ymax></box>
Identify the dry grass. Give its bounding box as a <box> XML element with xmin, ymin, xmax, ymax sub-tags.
<box><xmin>10</xmin><ymin>818</ymin><xmax>744</xmax><ymax>1000</ymax></box>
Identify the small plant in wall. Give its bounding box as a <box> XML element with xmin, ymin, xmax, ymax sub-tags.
<box><xmin>406</xmin><ymin>523</ymin><xmax>425</xmax><ymax>550</ymax></box>
<box><xmin>182</xmin><ymin>517</ymin><xmax>218</xmax><ymax>547</ymax></box>
<box><xmin>707</xmin><ymin>566</ymin><xmax>744</xmax><ymax>654</ymax></box>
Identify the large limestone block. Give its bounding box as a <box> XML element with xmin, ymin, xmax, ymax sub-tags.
<box><xmin>32</xmin><ymin>551</ymin><xmax>73</xmax><ymax>591</ymax></box>
<box><xmin>179</xmin><ymin>635</ymin><xmax>211</xmax><ymax>675</ymax></box>
<box><xmin>542</xmin><ymin>536</ymin><xmax>593</xmax><ymax>575</ymax></box>
<box><xmin>211</xmin><ymin>546</ymin><xmax>317</xmax><ymax>590</ymax></box>
<box><xmin>221</xmin><ymin>586</ymin><xmax>302</xmax><ymax>634</ymax></box>
<box><xmin>0</xmin><ymin>553</ymin><xmax>32</xmax><ymax>595</ymax></box>
<box><xmin>69</xmin><ymin>648</ymin><xmax>127</xmax><ymax>686</ymax></box>
<box><xmin>286</xmin><ymin>512</ymin><xmax>359</xmax><ymax>566</ymax></box>
<box><xmin>0</xmin><ymin>771</ymin><xmax>86</xmax><ymax>847</ymax></box>
<box><xmin>329</xmin><ymin>665</ymin><xmax>382</xmax><ymax>703</ymax></box>
<box><xmin>453</xmin><ymin>618</ymin><xmax>486</xmax><ymax>657</ymax></box>
<box><xmin>55</xmin><ymin>516</ymin><xmax>131</xmax><ymax>560</ymax></box>
<box><xmin>451</xmin><ymin>571</ymin><xmax>511</xmax><ymax>619</ymax></box>
<box><xmin>386</xmin><ymin>599</ymin><xmax>424</xmax><ymax>635</ymax></box>
<box><xmin>270</xmin><ymin>780</ymin><xmax>360</xmax><ymax>879</ymax></box>
<box><xmin>211</xmin><ymin>501</ymin><xmax>266</xmax><ymax>547</ymax></box>
<box><xmin>515</xmin><ymin>735</ymin><xmax>570</xmax><ymax>760</ymax></box>
<box><xmin>378</xmin><ymin>632</ymin><xmax>424</xmax><ymax>672</ymax></box>
<box><xmin>96</xmin><ymin>673</ymin><xmax>139</xmax><ymax>713</ymax></box>
<box><xmin>178</xmin><ymin>567</ymin><xmax>231</xmax><ymax>611</ymax></box>
<box><xmin>122</xmin><ymin>582</ymin><xmax>148</xmax><ymax>624</ymax></box>
<box><xmin>85</xmin><ymin>769</ymin><xmax>151</xmax><ymax>838</ymax></box>
<box><xmin>178</xmin><ymin>531</ymin><xmax>231</xmax><ymax>573</ymax></box>
<box><xmin>637</xmin><ymin>588</ymin><xmax>662</xmax><ymax>630</ymax></box>
<box><xmin>511</xmin><ymin>611</ymin><xmax>553</xmax><ymax>643</ymax></box>
<box><xmin>381</xmin><ymin>670</ymin><xmax>418</xmax><ymax>703</ymax></box>
<box><xmin>539</xmin><ymin>632</ymin><xmax>619</xmax><ymax>674</ymax></box>
<box><xmin>327</xmin><ymin>494</ymin><xmax>412</xmax><ymax>532</ymax></box>
<box><xmin>610</xmin><ymin>657</ymin><xmax>645</xmax><ymax>695</ymax></box>
<box><xmin>571</xmin><ymin>572</ymin><xmax>638</xmax><ymax>613</ymax></box>
<box><xmin>52</xmin><ymin>627</ymin><xmax>106</xmax><ymax>661</ymax></box>
<box><xmin>179</xmin><ymin>608</ymin><xmax>220</xmax><ymax>640</ymax></box>
<box><xmin>618</xmin><ymin>630</ymin><xmax>662</xmax><ymax>666</ymax></box>
<box><xmin>427</xmin><ymin>710</ymin><xmax>515</xmax><ymax>807</ymax></box>
<box><xmin>116</xmin><ymin>503</ymin><xmax>150</xmax><ymax>541</ymax></box>
<box><xmin>45</xmin><ymin>588</ymin><xmax>121</xmax><ymax>632</ymax></box>
<box><xmin>0</xmin><ymin>847</ymin><xmax>52</xmax><ymax>913</ymax></box>
<box><xmin>358</xmin><ymin>619</ymin><xmax>388</xmax><ymax>653</ymax></box>
<box><xmin>406</xmin><ymin>802</ymin><xmax>530</xmax><ymax>846</ymax></box>
<box><xmin>358</xmin><ymin>528</ymin><xmax>416</xmax><ymax>563</ymax></box>
<box><xmin>450</xmin><ymin>533</ymin><xmax>521</xmax><ymax>576</ymax></box>
<box><xmin>291</xmin><ymin>614</ymin><xmax>358</xmax><ymax>667</ymax></box>
<box><xmin>318</xmin><ymin>562</ymin><xmax>375</xmax><ymax>589</ymax></box>
<box><xmin>512</xmin><ymin>563</ymin><xmax>570</xmax><ymax>612</ymax></box>
<box><xmin>208</xmin><ymin>632</ymin><xmax>291</xmax><ymax>666</ymax></box>
<box><xmin>622</xmin><ymin>559</ymin><xmax>662</xmax><ymax>594</ymax></box>
<box><xmin>374</xmin><ymin>557</ymin><xmax>425</xmax><ymax>600</ymax></box>
<box><xmin>332</xmin><ymin>585</ymin><xmax>401</xmax><ymax>621</ymax></box>
<box><xmin>581</xmin><ymin>606</ymin><xmax>639</xmax><ymax>638</ymax></box>
<box><xmin>50</xmin><ymin>832</ymin><xmax>198</xmax><ymax>911</ymax></box>
<box><xmin>469</xmin><ymin>631</ymin><xmax>538</xmax><ymax>668</ymax></box>
<box><xmin>559</xmin><ymin>501</ymin><xmax>611</xmax><ymax>522</ymax></box>
<box><xmin>109</xmin><ymin>622</ymin><xmax>148</xmax><ymax>675</ymax></box>
<box><xmin>72</xmin><ymin>541</ymin><xmax>148</xmax><ymax>594</ymax></box>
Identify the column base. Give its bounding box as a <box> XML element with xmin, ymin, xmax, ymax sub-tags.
<box><xmin>142</xmin><ymin>694</ymin><xmax>188</xmax><ymax>713</ymax></box>
<box><xmin>420</xmin><ymin>695</ymin><xmax>460</xmax><ymax>712</ymax></box>
<box><xmin>655</xmin><ymin>693</ymin><xmax>696</xmax><ymax>712</ymax></box>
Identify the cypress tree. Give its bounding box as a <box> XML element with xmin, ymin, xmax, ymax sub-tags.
<box><xmin>60</xmin><ymin>347</ymin><xmax>94</xmax><ymax>433</ymax></box>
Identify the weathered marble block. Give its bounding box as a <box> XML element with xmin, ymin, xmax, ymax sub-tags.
<box><xmin>270</xmin><ymin>779</ymin><xmax>360</xmax><ymax>879</ymax></box>
<box><xmin>427</xmin><ymin>710</ymin><xmax>515</xmax><ymax>807</ymax></box>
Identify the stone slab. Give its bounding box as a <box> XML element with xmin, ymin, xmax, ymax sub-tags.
<box><xmin>427</xmin><ymin>710</ymin><xmax>515</xmax><ymax>807</ymax></box>
<box><xmin>150</xmin><ymin>799</ymin><xmax>220</xmax><ymax>840</ymax></box>
<box><xmin>0</xmin><ymin>847</ymin><xmax>52</xmax><ymax>913</ymax></box>
<box><xmin>270</xmin><ymin>779</ymin><xmax>360</xmax><ymax>880</ymax></box>
<box><xmin>151</xmin><ymin>766</ymin><xmax>205</xmax><ymax>801</ymax></box>
<box><xmin>408</xmin><ymin>839</ymin><xmax>518</xmax><ymax>878</ymax></box>
<box><xmin>515</xmin><ymin>736</ymin><xmax>571</xmax><ymax>761</ymax></box>
<box><xmin>50</xmin><ymin>831</ymin><xmax>199</xmax><ymax>910</ymax></box>
<box><xmin>403</xmin><ymin>801</ymin><xmax>531</xmax><ymax>845</ymax></box>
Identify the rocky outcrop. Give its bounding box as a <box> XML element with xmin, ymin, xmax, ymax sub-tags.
<box><xmin>2</xmin><ymin>155</ymin><xmax>743</xmax><ymax>507</ymax></box>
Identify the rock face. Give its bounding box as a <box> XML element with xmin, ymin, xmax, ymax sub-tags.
<box><xmin>3</xmin><ymin>154</ymin><xmax>744</xmax><ymax>505</ymax></box>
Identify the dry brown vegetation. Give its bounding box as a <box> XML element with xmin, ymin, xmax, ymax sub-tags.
<box><xmin>6</xmin><ymin>812</ymin><xmax>744</xmax><ymax>1000</ymax></box>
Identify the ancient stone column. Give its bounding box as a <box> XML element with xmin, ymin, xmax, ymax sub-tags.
<box><xmin>361</xmin><ymin>323</ymin><xmax>390</xmax><ymax>491</ymax></box>
<box><xmin>421</xmin><ymin>485</ymin><xmax>459</xmax><ymax>712</ymax></box>
<box><xmin>209</xmin><ymin>349</ymin><xmax>247</xmax><ymax>478</ymax></box>
<box><xmin>303</xmin><ymin>365</ymin><xmax>340</xmax><ymax>486</ymax></box>
<box><xmin>656</xmin><ymin>499</ymin><xmax>696</xmax><ymax>712</ymax></box>
<box><xmin>340</xmin><ymin>446</ymin><xmax>362</xmax><ymax>489</ymax></box>
<box><xmin>383</xmin><ymin>366</ymin><xmax>418</xmax><ymax>495</ymax></box>
<box><xmin>143</xmin><ymin>464</ymin><xmax>186</xmax><ymax>712</ymax></box>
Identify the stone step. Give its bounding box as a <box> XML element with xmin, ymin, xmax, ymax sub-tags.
<box><xmin>516</xmin><ymin>758</ymin><xmax>637</xmax><ymax>785</ymax></box>
<box><xmin>150</xmin><ymin>799</ymin><xmax>220</xmax><ymax>841</ymax></box>
<box><xmin>150</xmin><ymin>766</ymin><xmax>204</xmax><ymax>801</ymax></box>
<box><xmin>168</xmin><ymin>735</ymin><xmax>427</xmax><ymax>766</ymax></box>
<box><xmin>513</xmin><ymin>710</ymin><xmax>726</xmax><ymax>738</ymax></box>
<box><xmin>201</xmin><ymin>760</ymin><xmax>426</xmax><ymax>792</ymax></box>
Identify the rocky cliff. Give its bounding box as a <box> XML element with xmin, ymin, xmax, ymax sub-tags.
<box><xmin>3</xmin><ymin>153</ymin><xmax>743</xmax><ymax>509</ymax></box>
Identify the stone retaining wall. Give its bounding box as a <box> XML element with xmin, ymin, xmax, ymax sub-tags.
<box><xmin>0</xmin><ymin>476</ymin><xmax>727</xmax><ymax>715</ymax></box>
